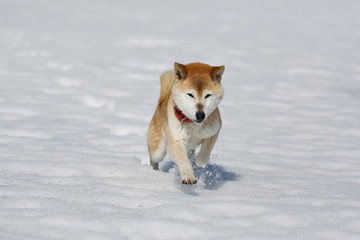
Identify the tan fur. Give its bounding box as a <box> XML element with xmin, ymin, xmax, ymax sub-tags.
<box><xmin>147</xmin><ymin>62</ymin><xmax>225</xmax><ymax>184</ymax></box>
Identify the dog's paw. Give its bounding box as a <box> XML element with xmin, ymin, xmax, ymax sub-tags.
<box><xmin>150</xmin><ymin>161</ymin><xmax>159</xmax><ymax>170</ymax></box>
<box><xmin>180</xmin><ymin>165</ymin><xmax>197</xmax><ymax>184</ymax></box>
<box><xmin>182</xmin><ymin>178</ymin><xmax>197</xmax><ymax>185</ymax></box>
<box><xmin>195</xmin><ymin>156</ymin><xmax>209</xmax><ymax>167</ymax></box>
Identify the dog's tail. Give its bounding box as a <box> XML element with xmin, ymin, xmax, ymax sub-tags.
<box><xmin>158</xmin><ymin>70</ymin><xmax>175</xmax><ymax>106</ymax></box>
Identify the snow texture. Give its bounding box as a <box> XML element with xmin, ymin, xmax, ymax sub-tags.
<box><xmin>1</xmin><ymin>0</ymin><xmax>360</xmax><ymax>239</ymax></box>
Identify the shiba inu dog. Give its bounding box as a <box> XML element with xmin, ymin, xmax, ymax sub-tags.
<box><xmin>147</xmin><ymin>62</ymin><xmax>225</xmax><ymax>184</ymax></box>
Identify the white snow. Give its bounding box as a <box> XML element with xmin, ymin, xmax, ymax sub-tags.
<box><xmin>1</xmin><ymin>0</ymin><xmax>360</xmax><ymax>239</ymax></box>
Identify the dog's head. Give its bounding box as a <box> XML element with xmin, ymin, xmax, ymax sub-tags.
<box><xmin>172</xmin><ymin>62</ymin><xmax>225</xmax><ymax>124</ymax></box>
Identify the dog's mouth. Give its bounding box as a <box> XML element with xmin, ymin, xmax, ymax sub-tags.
<box><xmin>194</xmin><ymin>119</ymin><xmax>204</xmax><ymax>124</ymax></box>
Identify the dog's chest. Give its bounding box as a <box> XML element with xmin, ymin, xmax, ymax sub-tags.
<box><xmin>180</xmin><ymin>121</ymin><xmax>220</xmax><ymax>150</ymax></box>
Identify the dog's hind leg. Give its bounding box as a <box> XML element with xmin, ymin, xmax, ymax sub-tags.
<box><xmin>147</xmin><ymin>118</ymin><xmax>167</xmax><ymax>170</ymax></box>
<box><xmin>149</xmin><ymin>135</ymin><xmax>167</xmax><ymax>170</ymax></box>
<box><xmin>148</xmin><ymin>135</ymin><xmax>167</xmax><ymax>170</ymax></box>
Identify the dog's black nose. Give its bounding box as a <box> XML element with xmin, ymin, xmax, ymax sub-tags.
<box><xmin>196</xmin><ymin>111</ymin><xmax>205</xmax><ymax>122</ymax></box>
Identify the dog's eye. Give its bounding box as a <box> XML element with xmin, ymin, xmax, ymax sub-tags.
<box><xmin>205</xmin><ymin>94</ymin><xmax>212</xmax><ymax>99</ymax></box>
<box><xmin>187</xmin><ymin>93</ymin><xmax>194</xmax><ymax>98</ymax></box>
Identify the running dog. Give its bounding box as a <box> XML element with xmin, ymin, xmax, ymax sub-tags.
<box><xmin>147</xmin><ymin>62</ymin><xmax>225</xmax><ymax>184</ymax></box>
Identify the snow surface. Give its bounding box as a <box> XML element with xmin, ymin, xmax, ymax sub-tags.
<box><xmin>1</xmin><ymin>0</ymin><xmax>360</xmax><ymax>239</ymax></box>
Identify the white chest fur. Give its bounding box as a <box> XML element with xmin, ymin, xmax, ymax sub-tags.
<box><xmin>168</xmin><ymin>111</ymin><xmax>220</xmax><ymax>150</ymax></box>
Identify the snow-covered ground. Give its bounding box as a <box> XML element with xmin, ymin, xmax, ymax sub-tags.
<box><xmin>1</xmin><ymin>0</ymin><xmax>360</xmax><ymax>239</ymax></box>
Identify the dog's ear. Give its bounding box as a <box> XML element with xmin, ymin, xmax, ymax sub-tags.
<box><xmin>174</xmin><ymin>62</ymin><xmax>188</xmax><ymax>80</ymax></box>
<box><xmin>210</xmin><ymin>65</ymin><xmax>225</xmax><ymax>83</ymax></box>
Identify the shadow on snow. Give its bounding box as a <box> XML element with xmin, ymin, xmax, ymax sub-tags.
<box><xmin>160</xmin><ymin>161</ymin><xmax>239</xmax><ymax>191</ymax></box>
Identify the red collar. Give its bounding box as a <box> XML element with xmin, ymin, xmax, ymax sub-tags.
<box><xmin>174</xmin><ymin>105</ymin><xmax>193</xmax><ymax>123</ymax></box>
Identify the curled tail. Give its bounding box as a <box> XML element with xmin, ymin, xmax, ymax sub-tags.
<box><xmin>158</xmin><ymin>70</ymin><xmax>175</xmax><ymax>106</ymax></box>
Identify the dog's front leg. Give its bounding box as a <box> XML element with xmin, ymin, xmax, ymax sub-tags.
<box><xmin>196</xmin><ymin>131</ymin><xmax>219</xmax><ymax>167</ymax></box>
<box><xmin>169</xmin><ymin>140</ymin><xmax>197</xmax><ymax>184</ymax></box>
